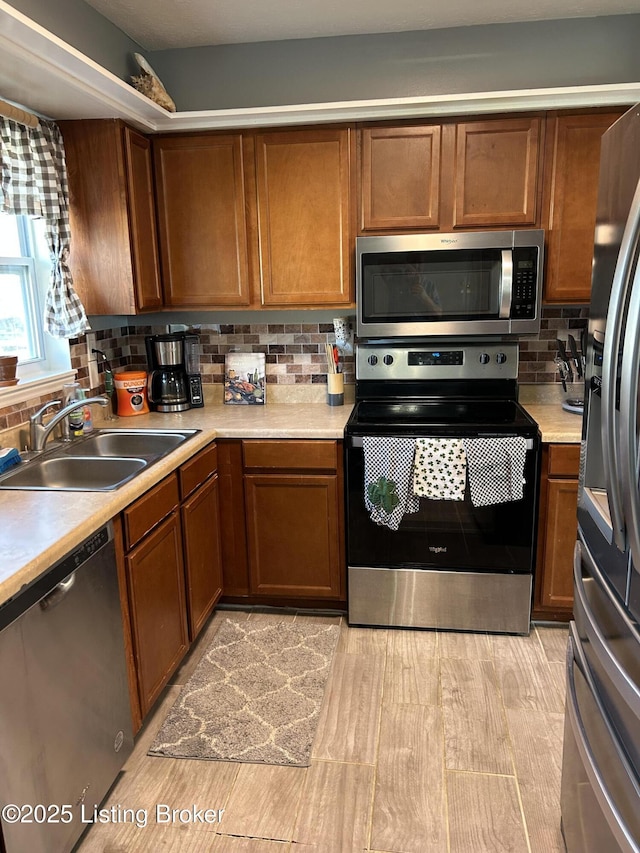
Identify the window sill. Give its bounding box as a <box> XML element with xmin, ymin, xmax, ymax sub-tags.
<box><xmin>0</xmin><ymin>370</ymin><xmax>77</xmax><ymax>408</ymax></box>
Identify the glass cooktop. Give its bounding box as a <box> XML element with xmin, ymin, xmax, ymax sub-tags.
<box><xmin>346</xmin><ymin>399</ymin><xmax>539</xmax><ymax>435</ymax></box>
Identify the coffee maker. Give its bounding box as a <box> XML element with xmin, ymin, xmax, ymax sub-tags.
<box><xmin>146</xmin><ymin>333</ymin><xmax>190</xmax><ymax>412</ymax></box>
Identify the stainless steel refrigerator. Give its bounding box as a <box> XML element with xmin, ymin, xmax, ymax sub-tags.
<box><xmin>561</xmin><ymin>104</ymin><xmax>640</xmax><ymax>852</ymax></box>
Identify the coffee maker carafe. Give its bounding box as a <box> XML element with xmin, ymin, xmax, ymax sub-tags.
<box><xmin>146</xmin><ymin>333</ymin><xmax>190</xmax><ymax>412</ymax></box>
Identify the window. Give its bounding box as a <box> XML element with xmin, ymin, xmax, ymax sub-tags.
<box><xmin>0</xmin><ymin>214</ymin><xmax>71</xmax><ymax>384</ymax></box>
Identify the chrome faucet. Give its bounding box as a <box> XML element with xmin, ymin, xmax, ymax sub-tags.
<box><xmin>29</xmin><ymin>397</ymin><xmax>109</xmax><ymax>452</ymax></box>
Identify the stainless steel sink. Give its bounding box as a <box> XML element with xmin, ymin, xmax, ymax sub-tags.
<box><xmin>0</xmin><ymin>428</ymin><xmax>201</xmax><ymax>491</ymax></box>
<box><xmin>0</xmin><ymin>456</ymin><xmax>147</xmax><ymax>491</ymax></box>
<box><xmin>62</xmin><ymin>429</ymin><xmax>195</xmax><ymax>459</ymax></box>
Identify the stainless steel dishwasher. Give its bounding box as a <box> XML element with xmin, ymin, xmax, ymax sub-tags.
<box><xmin>0</xmin><ymin>522</ymin><xmax>134</xmax><ymax>853</ymax></box>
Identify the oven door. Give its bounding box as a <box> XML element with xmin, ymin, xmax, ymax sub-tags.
<box><xmin>345</xmin><ymin>433</ymin><xmax>539</xmax><ymax>574</ymax></box>
<box><xmin>345</xmin><ymin>431</ymin><xmax>539</xmax><ymax>633</ymax></box>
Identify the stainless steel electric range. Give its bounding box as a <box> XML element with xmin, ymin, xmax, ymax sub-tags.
<box><xmin>344</xmin><ymin>341</ymin><xmax>541</xmax><ymax>634</ymax></box>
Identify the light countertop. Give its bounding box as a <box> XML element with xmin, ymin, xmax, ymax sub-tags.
<box><xmin>0</xmin><ymin>399</ymin><xmax>353</xmax><ymax>607</ymax></box>
<box><xmin>519</xmin><ymin>383</ymin><xmax>583</xmax><ymax>443</ymax></box>
<box><xmin>0</xmin><ymin>386</ymin><xmax>581</xmax><ymax>609</ymax></box>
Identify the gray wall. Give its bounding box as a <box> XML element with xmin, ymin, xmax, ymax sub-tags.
<box><xmin>6</xmin><ymin>0</ymin><xmax>143</xmax><ymax>80</ymax></box>
<box><xmin>148</xmin><ymin>16</ymin><xmax>640</xmax><ymax>111</ymax></box>
<box><xmin>6</xmin><ymin>1</ymin><xmax>640</xmax><ymax>112</ymax></box>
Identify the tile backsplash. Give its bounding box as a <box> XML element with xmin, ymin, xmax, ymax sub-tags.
<box><xmin>0</xmin><ymin>306</ymin><xmax>587</xmax><ymax>432</ymax></box>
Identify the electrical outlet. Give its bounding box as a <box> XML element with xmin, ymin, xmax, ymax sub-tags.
<box><xmin>86</xmin><ymin>332</ymin><xmax>99</xmax><ymax>389</ymax></box>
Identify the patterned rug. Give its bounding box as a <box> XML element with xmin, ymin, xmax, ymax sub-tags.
<box><xmin>149</xmin><ymin>617</ymin><xmax>340</xmax><ymax>767</ymax></box>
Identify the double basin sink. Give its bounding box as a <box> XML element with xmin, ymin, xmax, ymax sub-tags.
<box><xmin>0</xmin><ymin>429</ymin><xmax>200</xmax><ymax>491</ymax></box>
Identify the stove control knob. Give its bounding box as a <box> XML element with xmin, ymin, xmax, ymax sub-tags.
<box><xmin>496</xmin><ymin>352</ymin><xmax>507</xmax><ymax>364</ymax></box>
<box><xmin>367</xmin><ymin>354</ymin><xmax>378</xmax><ymax>366</ymax></box>
<box><xmin>383</xmin><ymin>354</ymin><xmax>394</xmax><ymax>366</ymax></box>
<box><xmin>479</xmin><ymin>353</ymin><xmax>490</xmax><ymax>365</ymax></box>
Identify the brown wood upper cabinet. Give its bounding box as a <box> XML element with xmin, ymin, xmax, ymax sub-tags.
<box><xmin>360</xmin><ymin>124</ymin><xmax>442</xmax><ymax>230</ymax></box>
<box><xmin>153</xmin><ymin>133</ymin><xmax>253</xmax><ymax>307</ymax></box>
<box><xmin>359</xmin><ymin>116</ymin><xmax>542</xmax><ymax>233</ymax></box>
<box><xmin>542</xmin><ymin>110</ymin><xmax>623</xmax><ymax>303</ymax></box>
<box><xmin>62</xmin><ymin>119</ymin><xmax>163</xmax><ymax>314</ymax></box>
<box><xmin>255</xmin><ymin>128</ymin><xmax>354</xmax><ymax>305</ymax></box>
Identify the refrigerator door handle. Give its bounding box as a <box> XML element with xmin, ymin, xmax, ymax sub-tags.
<box><xmin>601</xmin><ymin>177</ymin><xmax>640</xmax><ymax>551</ymax></box>
<box><xmin>619</xmin><ymin>245</ymin><xmax>640</xmax><ymax>573</ymax></box>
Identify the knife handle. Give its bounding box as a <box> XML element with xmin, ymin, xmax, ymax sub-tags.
<box><xmin>568</xmin><ymin>333</ymin><xmax>583</xmax><ymax>379</ymax></box>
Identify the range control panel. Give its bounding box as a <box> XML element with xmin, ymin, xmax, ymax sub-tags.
<box><xmin>357</xmin><ymin>342</ymin><xmax>519</xmax><ymax>381</ymax></box>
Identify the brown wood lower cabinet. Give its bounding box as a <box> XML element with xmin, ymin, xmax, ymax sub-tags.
<box><xmin>533</xmin><ymin>443</ymin><xmax>580</xmax><ymax>621</ymax></box>
<box><xmin>126</xmin><ymin>504</ymin><xmax>188</xmax><ymax>719</ymax></box>
<box><xmin>219</xmin><ymin>438</ymin><xmax>346</xmax><ymax>605</ymax></box>
<box><xmin>181</xmin><ymin>470</ymin><xmax>223</xmax><ymax>640</ymax></box>
<box><xmin>120</xmin><ymin>441</ymin><xmax>222</xmax><ymax>729</ymax></box>
<box><xmin>245</xmin><ymin>473</ymin><xmax>342</xmax><ymax>598</ymax></box>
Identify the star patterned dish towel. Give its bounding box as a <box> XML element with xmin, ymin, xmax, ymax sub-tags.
<box><xmin>412</xmin><ymin>438</ymin><xmax>467</xmax><ymax>500</ymax></box>
<box><xmin>363</xmin><ymin>437</ymin><xmax>419</xmax><ymax>530</ymax></box>
<box><xmin>462</xmin><ymin>437</ymin><xmax>527</xmax><ymax>507</ymax></box>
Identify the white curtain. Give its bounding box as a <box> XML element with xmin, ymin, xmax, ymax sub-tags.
<box><xmin>0</xmin><ymin>117</ymin><xmax>90</xmax><ymax>338</ymax></box>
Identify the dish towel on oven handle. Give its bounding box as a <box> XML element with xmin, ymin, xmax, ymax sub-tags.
<box><xmin>412</xmin><ymin>437</ymin><xmax>467</xmax><ymax>500</ymax></box>
<box><xmin>363</xmin><ymin>437</ymin><xmax>419</xmax><ymax>530</ymax></box>
<box><xmin>462</xmin><ymin>437</ymin><xmax>527</xmax><ymax>507</ymax></box>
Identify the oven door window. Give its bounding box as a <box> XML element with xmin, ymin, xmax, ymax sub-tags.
<box><xmin>346</xmin><ymin>443</ymin><xmax>537</xmax><ymax>573</ymax></box>
<box><xmin>361</xmin><ymin>249</ymin><xmax>504</xmax><ymax>324</ymax></box>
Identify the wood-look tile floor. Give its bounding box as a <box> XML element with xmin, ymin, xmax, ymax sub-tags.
<box><xmin>77</xmin><ymin>610</ymin><xmax>568</xmax><ymax>853</ymax></box>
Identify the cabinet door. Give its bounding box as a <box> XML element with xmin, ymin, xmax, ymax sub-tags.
<box><xmin>454</xmin><ymin>117</ymin><xmax>541</xmax><ymax>227</ymax></box>
<box><xmin>63</xmin><ymin>119</ymin><xmax>138</xmax><ymax>314</ymax></box>
<box><xmin>126</xmin><ymin>512</ymin><xmax>188</xmax><ymax>717</ymax></box>
<box><xmin>181</xmin><ymin>474</ymin><xmax>223</xmax><ymax>641</ymax></box>
<box><xmin>244</xmin><ymin>473</ymin><xmax>342</xmax><ymax>598</ymax></box>
<box><xmin>534</xmin><ymin>444</ymin><xmax>580</xmax><ymax>620</ymax></box>
<box><xmin>154</xmin><ymin>133</ymin><xmax>252</xmax><ymax>307</ymax></box>
<box><xmin>540</xmin><ymin>477</ymin><xmax>579</xmax><ymax>611</ymax></box>
<box><xmin>255</xmin><ymin>128</ymin><xmax>353</xmax><ymax>306</ymax></box>
<box><xmin>123</xmin><ymin>127</ymin><xmax>163</xmax><ymax>310</ymax></box>
<box><xmin>217</xmin><ymin>440</ymin><xmax>250</xmax><ymax>597</ymax></box>
<box><xmin>542</xmin><ymin>111</ymin><xmax>623</xmax><ymax>303</ymax></box>
<box><xmin>360</xmin><ymin>125</ymin><xmax>441</xmax><ymax>231</ymax></box>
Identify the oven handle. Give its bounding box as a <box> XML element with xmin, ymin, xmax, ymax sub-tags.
<box><xmin>499</xmin><ymin>249</ymin><xmax>513</xmax><ymax>319</ymax></box>
<box><xmin>348</xmin><ymin>436</ymin><xmax>535</xmax><ymax>450</ymax></box>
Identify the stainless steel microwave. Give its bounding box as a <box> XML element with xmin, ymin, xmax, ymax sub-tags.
<box><xmin>356</xmin><ymin>229</ymin><xmax>544</xmax><ymax>339</ymax></box>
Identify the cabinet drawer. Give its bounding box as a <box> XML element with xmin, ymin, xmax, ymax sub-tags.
<box><xmin>548</xmin><ymin>444</ymin><xmax>581</xmax><ymax>477</ymax></box>
<box><xmin>124</xmin><ymin>473</ymin><xmax>179</xmax><ymax>550</ymax></box>
<box><xmin>243</xmin><ymin>440</ymin><xmax>338</xmax><ymax>472</ymax></box>
<box><xmin>179</xmin><ymin>442</ymin><xmax>218</xmax><ymax>500</ymax></box>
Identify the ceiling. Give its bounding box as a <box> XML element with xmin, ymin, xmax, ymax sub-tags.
<box><xmin>83</xmin><ymin>0</ymin><xmax>640</xmax><ymax>51</ymax></box>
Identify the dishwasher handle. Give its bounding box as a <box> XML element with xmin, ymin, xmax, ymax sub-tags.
<box><xmin>39</xmin><ymin>573</ymin><xmax>76</xmax><ymax>610</ymax></box>
<box><xmin>0</xmin><ymin>523</ymin><xmax>113</xmax><ymax>633</ymax></box>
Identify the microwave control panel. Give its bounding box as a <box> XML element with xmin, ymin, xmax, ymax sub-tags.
<box><xmin>510</xmin><ymin>249</ymin><xmax>539</xmax><ymax>319</ymax></box>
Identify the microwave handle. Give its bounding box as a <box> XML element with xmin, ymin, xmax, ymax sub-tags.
<box><xmin>499</xmin><ymin>250</ymin><xmax>513</xmax><ymax>319</ymax></box>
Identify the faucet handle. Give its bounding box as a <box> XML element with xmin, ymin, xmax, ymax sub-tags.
<box><xmin>30</xmin><ymin>399</ymin><xmax>61</xmax><ymax>424</ymax></box>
